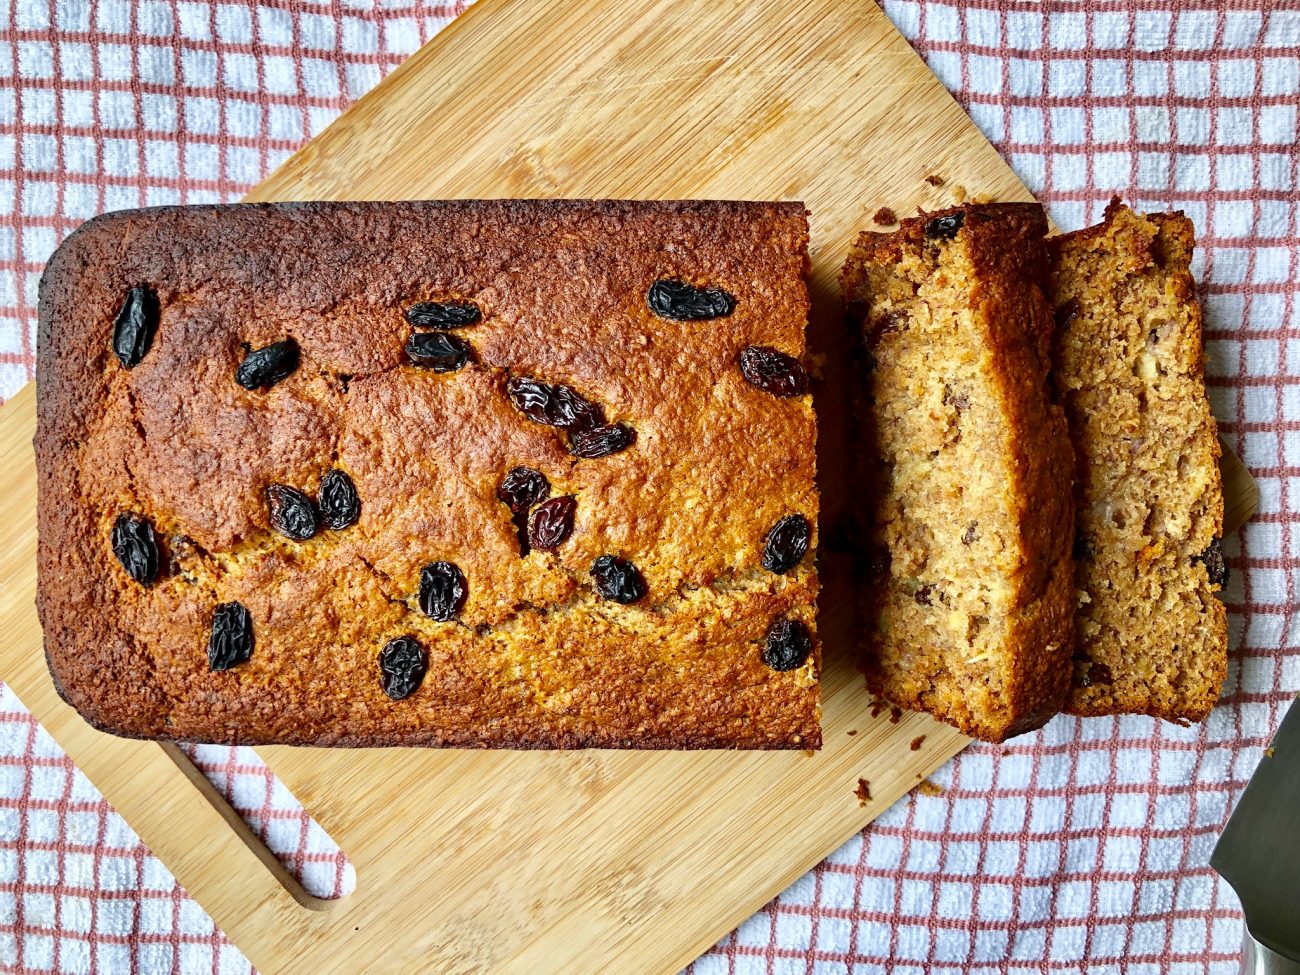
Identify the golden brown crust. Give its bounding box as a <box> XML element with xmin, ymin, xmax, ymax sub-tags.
<box><xmin>1050</xmin><ymin>201</ymin><xmax>1227</xmax><ymax>722</ymax></box>
<box><xmin>37</xmin><ymin>200</ymin><xmax>820</xmax><ymax>749</ymax></box>
<box><xmin>841</xmin><ymin>202</ymin><xmax>1075</xmax><ymax>742</ymax></box>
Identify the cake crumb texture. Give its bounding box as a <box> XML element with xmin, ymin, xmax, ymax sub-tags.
<box><xmin>841</xmin><ymin>202</ymin><xmax>1075</xmax><ymax>743</ymax></box>
<box><xmin>36</xmin><ymin>199</ymin><xmax>820</xmax><ymax>749</ymax></box>
<box><xmin>1051</xmin><ymin>200</ymin><xmax>1227</xmax><ymax>722</ymax></box>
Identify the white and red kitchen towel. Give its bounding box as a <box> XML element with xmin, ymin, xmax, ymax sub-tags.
<box><xmin>0</xmin><ymin>1</ymin><xmax>1297</xmax><ymax>971</ymax></box>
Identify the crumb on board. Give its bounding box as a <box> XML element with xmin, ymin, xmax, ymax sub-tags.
<box><xmin>918</xmin><ymin>779</ymin><xmax>944</xmax><ymax>798</ymax></box>
<box><xmin>870</xmin><ymin>701</ymin><xmax>885</xmax><ymax>719</ymax></box>
<box><xmin>951</xmin><ymin>184</ymin><xmax>968</xmax><ymax>203</ymax></box>
<box><xmin>847</xmin><ymin>729</ymin><xmax>858</xmax><ymax>736</ymax></box>
<box><xmin>803</xmin><ymin>748</ymin><xmax>815</xmax><ymax>758</ymax></box>
<box><xmin>872</xmin><ymin>206</ymin><xmax>897</xmax><ymax>226</ymax></box>
<box><xmin>924</xmin><ymin>173</ymin><xmax>945</xmax><ymax>187</ymax></box>
<box><xmin>889</xmin><ymin>707</ymin><xmax>903</xmax><ymax>724</ymax></box>
<box><xmin>855</xmin><ymin>778</ymin><xmax>872</xmax><ymax>806</ymax></box>
<box><xmin>910</xmin><ymin>735</ymin><xmax>926</xmax><ymax>751</ymax></box>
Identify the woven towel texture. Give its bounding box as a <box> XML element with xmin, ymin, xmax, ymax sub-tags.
<box><xmin>0</xmin><ymin>2</ymin><xmax>1296</xmax><ymax>972</ymax></box>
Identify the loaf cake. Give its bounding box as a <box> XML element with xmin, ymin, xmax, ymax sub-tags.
<box><xmin>841</xmin><ymin>203</ymin><xmax>1076</xmax><ymax>742</ymax></box>
<box><xmin>36</xmin><ymin>200</ymin><xmax>820</xmax><ymax>749</ymax></box>
<box><xmin>1050</xmin><ymin>201</ymin><xmax>1227</xmax><ymax>721</ymax></box>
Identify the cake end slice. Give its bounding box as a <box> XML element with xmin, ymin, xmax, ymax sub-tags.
<box><xmin>1051</xmin><ymin>200</ymin><xmax>1227</xmax><ymax>722</ymax></box>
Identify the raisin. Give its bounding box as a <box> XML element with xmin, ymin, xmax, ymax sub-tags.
<box><xmin>739</xmin><ymin>346</ymin><xmax>808</xmax><ymax>397</ymax></box>
<box><xmin>528</xmin><ymin>496</ymin><xmax>576</xmax><ymax>551</ymax></box>
<box><xmin>318</xmin><ymin>469</ymin><xmax>360</xmax><ymax>531</ymax></box>
<box><xmin>590</xmin><ymin>554</ymin><xmax>647</xmax><ymax>604</ymax></box>
<box><xmin>761</xmin><ymin>514</ymin><xmax>811</xmax><ymax>574</ymax></box>
<box><xmin>872</xmin><ymin>310</ymin><xmax>906</xmax><ymax>336</ymax></box>
<box><xmin>498</xmin><ymin>467</ymin><xmax>550</xmax><ymax>556</ymax></box>
<box><xmin>235</xmin><ymin>339</ymin><xmax>299</xmax><ymax>390</ymax></box>
<box><xmin>418</xmin><ymin>561</ymin><xmax>467</xmax><ymax>621</ymax></box>
<box><xmin>913</xmin><ymin>584</ymin><xmax>934</xmax><ymax>606</ymax></box>
<box><xmin>266</xmin><ymin>484</ymin><xmax>319</xmax><ymax>541</ymax></box>
<box><xmin>924</xmin><ymin>212</ymin><xmax>965</xmax><ymax>240</ymax></box>
<box><xmin>111</xmin><ymin>513</ymin><xmax>160</xmax><ymax>585</ymax></box>
<box><xmin>1054</xmin><ymin>298</ymin><xmax>1080</xmax><ymax>331</ymax></box>
<box><xmin>864</xmin><ymin>545</ymin><xmax>890</xmax><ymax>584</ymax></box>
<box><xmin>405</xmin><ymin>301</ymin><xmax>481</xmax><ymax>329</ymax></box>
<box><xmin>1077</xmin><ymin>658</ymin><xmax>1115</xmax><ymax>688</ymax></box>
<box><xmin>378</xmin><ymin>635</ymin><xmax>428</xmax><ymax>700</ymax></box>
<box><xmin>208</xmin><ymin>602</ymin><xmax>253</xmax><ymax>671</ymax></box>
<box><xmin>762</xmin><ymin>617</ymin><xmax>812</xmax><ymax>671</ymax></box>
<box><xmin>646</xmin><ymin>279</ymin><xmax>735</xmax><ymax>320</ymax></box>
<box><xmin>1194</xmin><ymin>536</ymin><xmax>1228</xmax><ymax>587</ymax></box>
<box><xmin>111</xmin><ymin>285</ymin><xmax>159</xmax><ymax>369</ymax></box>
<box><xmin>961</xmin><ymin>522</ymin><xmax>979</xmax><ymax>546</ymax></box>
<box><xmin>569</xmin><ymin>422</ymin><xmax>636</xmax><ymax>459</ymax></box>
<box><xmin>497</xmin><ymin>467</ymin><xmax>550</xmax><ymax>515</ymax></box>
<box><xmin>506</xmin><ymin>376</ymin><xmax>605</xmax><ymax>431</ymax></box>
<box><xmin>406</xmin><ymin>331</ymin><xmax>472</xmax><ymax>372</ymax></box>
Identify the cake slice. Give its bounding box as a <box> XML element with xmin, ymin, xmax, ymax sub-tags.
<box><xmin>1050</xmin><ymin>201</ymin><xmax>1227</xmax><ymax>721</ymax></box>
<box><xmin>841</xmin><ymin>203</ymin><xmax>1075</xmax><ymax>742</ymax></box>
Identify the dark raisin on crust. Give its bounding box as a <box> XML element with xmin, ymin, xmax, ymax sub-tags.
<box><xmin>497</xmin><ymin>466</ymin><xmax>551</xmax><ymax>557</ymax></box>
<box><xmin>418</xmin><ymin>561</ymin><xmax>467</xmax><ymax>621</ymax></box>
<box><xmin>1194</xmin><ymin>536</ymin><xmax>1228</xmax><ymax>587</ymax></box>
<box><xmin>405</xmin><ymin>331</ymin><xmax>472</xmax><ymax>372</ymax></box>
<box><xmin>378</xmin><ymin>635</ymin><xmax>428</xmax><ymax>700</ymax></box>
<box><xmin>528</xmin><ymin>496</ymin><xmax>577</xmax><ymax>551</ymax></box>
<box><xmin>266</xmin><ymin>484</ymin><xmax>319</xmax><ymax>541</ymax></box>
<box><xmin>924</xmin><ymin>212</ymin><xmax>965</xmax><ymax>240</ymax></box>
<box><xmin>235</xmin><ymin>339</ymin><xmax>299</xmax><ymax>390</ymax></box>
<box><xmin>646</xmin><ymin>279</ymin><xmax>735</xmax><ymax>320</ymax></box>
<box><xmin>111</xmin><ymin>285</ymin><xmax>159</xmax><ymax>369</ymax></box>
<box><xmin>318</xmin><ymin>469</ymin><xmax>360</xmax><ymax>530</ymax></box>
<box><xmin>590</xmin><ymin>554</ymin><xmax>647</xmax><ymax>604</ymax></box>
<box><xmin>505</xmin><ymin>376</ymin><xmax>605</xmax><ymax>431</ymax></box>
<box><xmin>208</xmin><ymin>602</ymin><xmax>254</xmax><ymax>671</ymax></box>
<box><xmin>569</xmin><ymin>422</ymin><xmax>636</xmax><ymax>459</ymax></box>
<box><xmin>497</xmin><ymin>467</ymin><xmax>550</xmax><ymax>515</ymax></box>
<box><xmin>762</xmin><ymin>617</ymin><xmax>812</xmax><ymax>671</ymax></box>
<box><xmin>404</xmin><ymin>301</ymin><xmax>481</xmax><ymax>329</ymax></box>
<box><xmin>111</xmin><ymin>513</ymin><xmax>160</xmax><ymax>585</ymax></box>
<box><xmin>913</xmin><ymin>584</ymin><xmax>935</xmax><ymax>606</ymax></box>
<box><xmin>761</xmin><ymin>514</ymin><xmax>811</xmax><ymax>574</ymax></box>
<box><xmin>739</xmin><ymin>346</ymin><xmax>808</xmax><ymax>397</ymax></box>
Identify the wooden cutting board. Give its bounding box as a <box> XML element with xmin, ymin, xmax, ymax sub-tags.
<box><xmin>0</xmin><ymin>1</ymin><xmax>1259</xmax><ymax>972</ymax></box>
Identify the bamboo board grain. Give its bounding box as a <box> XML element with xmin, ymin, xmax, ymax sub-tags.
<box><xmin>0</xmin><ymin>1</ymin><xmax>1259</xmax><ymax>972</ymax></box>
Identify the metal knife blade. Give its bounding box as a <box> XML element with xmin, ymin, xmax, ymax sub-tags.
<box><xmin>1213</xmin><ymin>693</ymin><xmax>1300</xmax><ymax>964</ymax></box>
